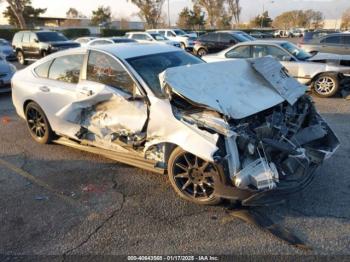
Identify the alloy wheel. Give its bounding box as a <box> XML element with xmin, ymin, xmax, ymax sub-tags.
<box><xmin>315</xmin><ymin>76</ymin><xmax>336</xmax><ymax>96</ymax></box>
<box><xmin>27</xmin><ymin>107</ymin><xmax>46</xmax><ymax>139</ymax></box>
<box><xmin>171</xmin><ymin>152</ymin><xmax>217</xmax><ymax>201</ymax></box>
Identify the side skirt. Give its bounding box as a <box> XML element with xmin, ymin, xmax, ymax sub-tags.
<box><xmin>54</xmin><ymin>137</ymin><xmax>165</xmax><ymax>175</ymax></box>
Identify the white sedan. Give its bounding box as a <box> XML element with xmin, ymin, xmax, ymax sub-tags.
<box><xmin>12</xmin><ymin>44</ymin><xmax>339</xmax><ymax>206</ymax></box>
<box><xmin>125</xmin><ymin>32</ymin><xmax>181</xmax><ymax>48</ymax></box>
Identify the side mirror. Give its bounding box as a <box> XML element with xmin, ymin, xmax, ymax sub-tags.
<box><xmin>34</xmin><ymin>39</ymin><xmax>39</xmax><ymax>43</ymax></box>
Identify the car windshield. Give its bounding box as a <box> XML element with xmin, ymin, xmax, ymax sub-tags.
<box><xmin>127</xmin><ymin>51</ymin><xmax>203</xmax><ymax>97</ymax></box>
<box><xmin>233</xmin><ymin>33</ymin><xmax>251</xmax><ymax>42</ymax></box>
<box><xmin>150</xmin><ymin>33</ymin><xmax>167</xmax><ymax>41</ymax></box>
<box><xmin>280</xmin><ymin>42</ymin><xmax>311</xmax><ymax>61</ymax></box>
<box><xmin>173</xmin><ymin>29</ymin><xmax>187</xmax><ymax>36</ymax></box>
<box><xmin>238</xmin><ymin>32</ymin><xmax>255</xmax><ymax>41</ymax></box>
<box><xmin>37</xmin><ymin>32</ymin><xmax>68</xmax><ymax>42</ymax></box>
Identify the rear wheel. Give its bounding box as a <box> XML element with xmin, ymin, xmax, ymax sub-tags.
<box><xmin>25</xmin><ymin>102</ymin><xmax>54</xmax><ymax>144</ymax></box>
<box><xmin>17</xmin><ymin>50</ymin><xmax>28</xmax><ymax>65</ymax></box>
<box><xmin>197</xmin><ymin>48</ymin><xmax>207</xmax><ymax>57</ymax></box>
<box><xmin>180</xmin><ymin>42</ymin><xmax>186</xmax><ymax>50</ymax></box>
<box><xmin>313</xmin><ymin>73</ymin><xmax>339</xmax><ymax>98</ymax></box>
<box><xmin>168</xmin><ymin>147</ymin><xmax>224</xmax><ymax>205</ymax></box>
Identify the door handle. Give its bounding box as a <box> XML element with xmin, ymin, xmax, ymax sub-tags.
<box><xmin>39</xmin><ymin>86</ymin><xmax>50</xmax><ymax>92</ymax></box>
<box><xmin>79</xmin><ymin>87</ymin><xmax>93</xmax><ymax>96</ymax></box>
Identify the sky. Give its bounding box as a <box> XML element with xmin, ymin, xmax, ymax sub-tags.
<box><xmin>0</xmin><ymin>0</ymin><xmax>348</xmax><ymax>24</ymax></box>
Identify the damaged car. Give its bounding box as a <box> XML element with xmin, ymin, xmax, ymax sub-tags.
<box><xmin>202</xmin><ymin>40</ymin><xmax>350</xmax><ymax>98</ymax></box>
<box><xmin>12</xmin><ymin>44</ymin><xmax>339</xmax><ymax>206</ymax></box>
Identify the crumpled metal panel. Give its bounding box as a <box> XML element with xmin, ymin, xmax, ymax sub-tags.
<box><xmin>160</xmin><ymin>58</ymin><xmax>302</xmax><ymax>119</ymax></box>
<box><xmin>251</xmin><ymin>56</ymin><xmax>306</xmax><ymax>105</ymax></box>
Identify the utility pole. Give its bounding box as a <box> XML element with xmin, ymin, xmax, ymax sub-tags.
<box><xmin>168</xmin><ymin>0</ymin><xmax>171</xmax><ymax>28</ymax></box>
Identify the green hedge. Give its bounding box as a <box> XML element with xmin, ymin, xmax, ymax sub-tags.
<box><xmin>101</xmin><ymin>28</ymin><xmax>143</xmax><ymax>37</ymax></box>
<box><xmin>60</xmin><ymin>28</ymin><xmax>90</xmax><ymax>39</ymax></box>
<box><xmin>0</xmin><ymin>28</ymin><xmax>21</xmax><ymax>41</ymax></box>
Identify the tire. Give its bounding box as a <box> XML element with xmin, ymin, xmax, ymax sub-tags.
<box><xmin>25</xmin><ymin>102</ymin><xmax>54</xmax><ymax>144</ymax></box>
<box><xmin>168</xmin><ymin>147</ymin><xmax>225</xmax><ymax>205</ymax></box>
<box><xmin>312</xmin><ymin>73</ymin><xmax>339</xmax><ymax>98</ymax></box>
<box><xmin>180</xmin><ymin>42</ymin><xmax>186</xmax><ymax>50</ymax></box>
<box><xmin>17</xmin><ymin>50</ymin><xmax>28</xmax><ymax>65</ymax></box>
<box><xmin>41</xmin><ymin>50</ymin><xmax>48</xmax><ymax>57</ymax></box>
<box><xmin>197</xmin><ymin>48</ymin><xmax>207</xmax><ymax>57</ymax></box>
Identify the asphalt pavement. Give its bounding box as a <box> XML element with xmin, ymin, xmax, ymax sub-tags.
<box><xmin>0</xmin><ymin>62</ymin><xmax>350</xmax><ymax>258</ymax></box>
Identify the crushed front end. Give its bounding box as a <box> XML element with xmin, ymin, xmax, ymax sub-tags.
<box><xmin>213</xmin><ymin>95</ymin><xmax>339</xmax><ymax>206</ymax></box>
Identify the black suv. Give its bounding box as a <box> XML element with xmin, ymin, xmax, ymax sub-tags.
<box><xmin>12</xmin><ymin>31</ymin><xmax>80</xmax><ymax>65</ymax></box>
<box><xmin>193</xmin><ymin>31</ymin><xmax>252</xmax><ymax>56</ymax></box>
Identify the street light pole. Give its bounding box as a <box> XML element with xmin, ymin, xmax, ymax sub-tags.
<box><xmin>168</xmin><ymin>0</ymin><xmax>171</xmax><ymax>28</ymax></box>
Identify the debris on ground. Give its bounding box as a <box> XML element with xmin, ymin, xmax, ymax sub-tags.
<box><xmin>223</xmin><ymin>209</ymin><xmax>312</xmax><ymax>251</ymax></box>
<box><xmin>82</xmin><ymin>184</ymin><xmax>107</xmax><ymax>193</ymax></box>
<box><xmin>34</xmin><ymin>195</ymin><xmax>49</xmax><ymax>201</ymax></box>
<box><xmin>1</xmin><ymin>116</ymin><xmax>10</xmax><ymax>124</ymax></box>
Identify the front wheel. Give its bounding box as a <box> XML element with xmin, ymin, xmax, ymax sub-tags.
<box><xmin>25</xmin><ymin>102</ymin><xmax>54</xmax><ymax>144</ymax></box>
<box><xmin>313</xmin><ymin>73</ymin><xmax>339</xmax><ymax>98</ymax></box>
<box><xmin>17</xmin><ymin>50</ymin><xmax>28</xmax><ymax>65</ymax></box>
<box><xmin>196</xmin><ymin>48</ymin><xmax>207</xmax><ymax>57</ymax></box>
<box><xmin>168</xmin><ymin>147</ymin><xmax>224</xmax><ymax>205</ymax></box>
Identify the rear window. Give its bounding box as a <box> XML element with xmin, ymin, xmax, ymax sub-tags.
<box><xmin>34</xmin><ymin>60</ymin><xmax>52</xmax><ymax>78</ymax></box>
<box><xmin>13</xmin><ymin>33</ymin><xmax>23</xmax><ymax>44</ymax></box>
<box><xmin>37</xmin><ymin>32</ymin><xmax>68</xmax><ymax>42</ymax></box>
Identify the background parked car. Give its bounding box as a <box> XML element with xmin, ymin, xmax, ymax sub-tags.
<box><xmin>299</xmin><ymin>33</ymin><xmax>350</xmax><ymax>55</ymax></box>
<box><xmin>146</xmin><ymin>28</ymin><xmax>196</xmax><ymax>50</ymax></box>
<box><xmin>289</xmin><ymin>29</ymin><xmax>303</xmax><ymax>37</ymax></box>
<box><xmin>125</xmin><ymin>32</ymin><xmax>180</xmax><ymax>47</ymax></box>
<box><xmin>0</xmin><ymin>38</ymin><xmax>16</xmax><ymax>61</ymax></box>
<box><xmin>0</xmin><ymin>55</ymin><xmax>16</xmax><ymax>93</ymax></box>
<box><xmin>249</xmin><ymin>31</ymin><xmax>273</xmax><ymax>39</ymax></box>
<box><xmin>12</xmin><ymin>30</ymin><xmax>80</xmax><ymax>65</ymax></box>
<box><xmin>86</xmin><ymin>37</ymin><xmax>137</xmax><ymax>46</ymax></box>
<box><xmin>202</xmin><ymin>40</ymin><xmax>350</xmax><ymax>97</ymax></box>
<box><xmin>273</xmin><ymin>30</ymin><xmax>292</xmax><ymax>38</ymax></box>
<box><xmin>74</xmin><ymin>37</ymin><xmax>97</xmax><ymax>47</ymax></box>
<box><xmin>193</xmin><ymin>31</ymin><xmax>251</xmax><ymax>56</ymax></box>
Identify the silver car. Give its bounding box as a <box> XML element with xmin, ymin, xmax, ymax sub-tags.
<box><xmin>300</xmin><ymin>33</ymin><xmax>350</xmax><ymax>55</ymax></box>
<box><xmin>11</xmin><ymin>44</ymin><xmax>339</xmax><ymax>206</ymax></box>
<box><xmin>0</xmin><ymin>56</ymin><xmax>16</xmax><ymax>93</ymax></box>
<box><xmin>203</xmin><ymin>40</ymin><xmax>350</xmax><ymax>97</ymax></box>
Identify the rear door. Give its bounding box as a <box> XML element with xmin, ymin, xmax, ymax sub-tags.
<box><xmin>21</xmin><ymin>32</ymin><xmax>31</xmax><ymax>58</ymax></box>
<box><xmin>320</xmin><ymin>35</ymin><xmax>344</xmax><ymax>54</ymax></box>
<box><xmin>33</xmin><ymin>53</ymin><xmax>86</xmax><ymax>135</ymax></box>
<box><xmin>341</xmin><ymin>35</ymin><xmax>350</xmax><ymax>54</ymax></box>
<box><xmin>74</xmin><ymin>50</ymin><xmax>148</xmax><ymax>148</ymax></box>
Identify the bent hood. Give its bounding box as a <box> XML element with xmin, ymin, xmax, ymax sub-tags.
<box><xmin>160</xmin><ymin>57</ymin><xmax>306</xmax><ymax>119</ymax></box>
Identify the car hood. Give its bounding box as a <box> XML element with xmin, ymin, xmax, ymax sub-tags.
<box><xmin>0</xmin><ymin>60</ymin><xmax>11</xmax><ymax>73</ymax></box>
<box><xmin>307</xmin><ymin>52</ymin><xmax>350</xmax><ymax>62</ymax></box>
<box><xmin>160</xmin><ymin>57</ymin><xmax>306</xmax><ymax>119</ymax></box>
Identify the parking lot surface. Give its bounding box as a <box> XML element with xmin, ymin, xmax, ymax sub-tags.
<box><xmin>1</xmin><ymin>63</ymin><xmax>350</xmax><ymax>257</ymax></box>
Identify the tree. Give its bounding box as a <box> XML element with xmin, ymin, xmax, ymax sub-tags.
<box><xmin>272</xmin><ymin>9</ymin><xmax>324</xmax><ymax>29</ymax></box>
<box><xmin>66</xmin><ymin>8</ymin><xmax>79</xmax><ymax>18</ymax></box>
<box><xmin>0</xmin><ymin>0</ymin><xmax>30</xmax><ymax>28</ymax></box>
<box><xmin>127</xmin><ymin>0</ymin><xmax>165</xmax><ymax>29</ymax></box>
<box><xmin>193</xmin><ymin>0</ymin><xmax>225</xmax><ymax>29</ymax></box>
<box><xmin>189</xmin><ymin>4</ymin><xmax>205</xmax><ymax>29</ymax></box>
<box><xmin>227</xmin><ymin>0</ymin><xmax>241</xmax><ymax>25</ymax></box>
<box><xmin>250</xmin><ymin>11</ymin><xmax>272</xmax><ymax>28</ymax></box>
<box><xmin>90</xmin><ymin>6</ymin><xmax>111</xmax><ymax>26</ymax></box>
<box><xmin>177</xmin><ymin>7</ymin><xmax>191</xmax><ymax>29</ymax></box>
<box><xmin>2</xmin><ymin>0</ymin><xmax>46</xmax><ymax>28</ymax></box>
<box><xmin>341</xmin><ymin>8</ymin><xmax>350</xmax><ymax>30</ymax></box>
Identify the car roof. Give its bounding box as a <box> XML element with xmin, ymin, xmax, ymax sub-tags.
<box><xmin>236</xmin><ymin>40</ymin><xmax>288</xmax><ymax>45</ymax></box>
<box><xmin>37</xmin><ymin>43</ymin><xmax>180</xmax><ymax>61</ymax></box>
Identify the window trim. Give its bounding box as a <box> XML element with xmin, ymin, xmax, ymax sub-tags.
<box><xmin>83</xmin><ymin>49</ymin><xmax>146</xmax><ymax>97</ymax></box>
<box><xmin>32</xmin><ymin>54</ymin><xmax>85</xmax><ymax>85</ymax></box>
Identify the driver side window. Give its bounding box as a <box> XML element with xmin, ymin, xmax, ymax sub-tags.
<box><xmin>87</xmin><ymin>51</ymin><xmax>135</xmax><ymax>95</ymax></box>
<box><xmin>265</xmin><ymin>46</ymin><xmax>289</xmax><ymax>61</ymax></box>
<box><xmin>226</xmin><ymin>46</ymin><xmax>251</xmax><ymax>58</ymax></box>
